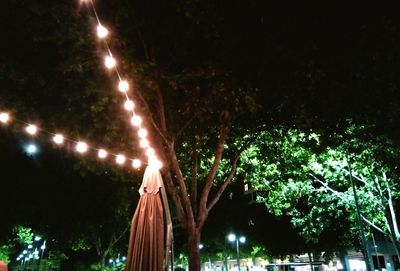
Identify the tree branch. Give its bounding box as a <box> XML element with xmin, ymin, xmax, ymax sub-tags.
<box><xmin>190</xmin><ymin>143</ymin><xmax>199</xmax><ymax>218</ymax></box>
<box><xmin>198</xmin><ymin>124</ymin><xmax>229</xmax><ymax>213</ymax></box>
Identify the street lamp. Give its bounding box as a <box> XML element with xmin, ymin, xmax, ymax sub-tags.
<box><xmin>227</xmin><ymin>233</ymin><xmax>246</xmax><ymax>271</ymax></box>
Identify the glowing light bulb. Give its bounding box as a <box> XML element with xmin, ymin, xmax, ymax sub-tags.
<box><xmin>104</xmin><ymin>56</ymin><xmax>116</xmax><ymax>69</ymax></box>
<box><xmin>139</xmin><ymin>138</ymin><xmax>149</xmax><ymax>148</ymax></box>
<box><xmin>0</xmin><ymin>112</ymin><xmax>10</xmax><ymax>123</ymax></box>
<box><xmin>124</xmin><ymin>100</ymin><xmax>134</xmax><ymax>110</ymax></box>
<box><xmin>146</xmin><ymin>148</ymin><xmax>155</xmax><ymax>157</ymax></box>
<box><xmin>132</xmin><ymin>159</ymin><xmax>141</xmax><ymax>168</ymax></box>
<box><xmin>76</xmin><ymin>142</ymin><xmax>88</xmax><ymax>153</ymax></box>
<box><xmin>26</xmin><ymin>144</ymin><xmax>37</xmax><ymax>154</ymax></box>
<box><xmin>53</xmin><ymin>134</ymin><xmax>64</xmax><ymax>144</ymax></box>
<box><xmin>26</xmin><ymin>124</ymin><xmax>38</xmax><ymax>135</ymax></box>
<box><xmin>97</xmin><ymin>24</ymin><xmax>108</xmax><ymax>38</ymax></box>
<box><xmin>138</xmin><ymin>128</ymin><xmax>147</xmax><ymax>138</ymax></box>
<box><xmin>116</xmin><ymin>154</ymin><xmax>126</xmax><ymax>164</ymax></box>
<box><xmin>118</xmin><ymin>80</ymin><xmax>129</xmax><ymax>92</ymax></box>
<box><xmin>148</xmin><ymin>156</ymin><xmax>162</xmax><ymax>169</ymax></box>
<box><xmin>131</xmin><ymin>115</ymin><xmax>142</xmax><ymax>126</ymax></box>
<box><xmin>98</xmin><ymin>149</ymin><xmax>108</xmax><ymax>159</ymax></box>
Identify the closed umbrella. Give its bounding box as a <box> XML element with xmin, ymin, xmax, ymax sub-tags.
<box><xmin>125</xmin><ymin>165</ymin><xmax>172</xmax><ymax>271</ymax></box>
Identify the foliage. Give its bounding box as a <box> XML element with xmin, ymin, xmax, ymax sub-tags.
<box><xmin>245</xmin><ymin>123</ymin><xmax>400</xmax><ymax>256</ymax></box>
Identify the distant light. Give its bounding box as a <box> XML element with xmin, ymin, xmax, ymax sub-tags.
<box><xmin>118</xmin><ymin>80</ymin><xmax>129</xmax><ymax>92</ymax></box>
<box><xmin>41</xmin><ymin>244</ymin><xmax>46</xmax><ymax>250</ymax></box>
<box><xmin>53</xmin><ymin>134</ymin><xmax>64</xmax><ymax>144</ymax></box>
<box><xmin>104</xmin><ymin>56</ymin><xmax>116</xmax><ymax>69</ymax></box>
<box><xmin>26</xmin><ymin>124</ymin><xmax>38</xmax><ymax>135</ymax></box>
<box><xmin>132</xmin><ymin>159</ymin><xmax>141</xmax><ymax>168</ymax></box>
<box><xmin>27</xmin><ymin>144</ymin><xmax>37</xmax><ymax>154</ymax></box>
<box><xmin>35</xmin><ymin>236</ymin><xmax>41</xmax><ymax>241</ymax></box>
<box><xmin>130</xmin><ymin>115</ymin><xmax>142</xmax><ymax>126</ymax></box>
<box><xmin>109</xmin><ymin>259</ymin><xmax>113</xmax><ymax>263</ymax></box>
<box><xmin>97</xmin><ymin>24</ymin><xmax>109</xmax><ymax>38</ymax></box>
<box><xmin>0</xmin><ymin>112</ymin><xmax>10</xmax><ymax>123</ymax></box>
<box><xmin>98</xmin><ymin>149</ymin><xmax>108</xmax><ymax>159</ymax></box>
<box><xmin>76</xmin><ymin>142</ymin><xmax>88</xmax><ymax>153</ymax></box>
<box><xmin>198</xmin><ymin>244</ymin><xmax>204</xmax><ymax>249</ymax></box>
<box><xmin>116</xmin><ymin>154</ymin><xmax>126</xmax><ymax>165</ymax></box>
<box><xmin>23</xmin><ymin>250</ymin><xmax>27</xmax><ymax>254</ymax></box>
<box><xmin>228</xmin><ymin>234</ymin><xmax>236</xmax><ymax>242</ymax></box>
<box><xmin>124</xmin><ymin>100</ymin><xmax>134</xmax><ymax>111</ymax></box>
<box><xmin>28</xmin><ymin>245</ymin><xmax>33</xmax><ymax>249</ymax></box>
<box><xmin>239</xmin><ymin>236</ymin><xmax>246</xmax><ymax>243</ymax></box>
<box><xmin>138</xmin><ymin>128</ymin><xmax>147</xmax><ymax>138</ymax></box>
<box><xmin>122</xmin><ymin>256</ymin><xmax>126</xmax><ymax>261</ymax></box>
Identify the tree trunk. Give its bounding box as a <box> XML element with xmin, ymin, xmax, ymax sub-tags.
<box><xmin>188</xmin><ymin>229</ymin><xmax>201</xmax><ymax>271</ymax></box>
<box><xmin>307</xmin><ymin>252</ymin><xmax>313</xmax><ymax>271</ymax></box>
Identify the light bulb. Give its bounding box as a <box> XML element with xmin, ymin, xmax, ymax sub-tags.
<box><xmin>98</xmin><ymin>149</ymin><xmax>108</xmax><ymax>159</ymax></box>
<box><xmin>139</xmin><ymin>138</ymin><xmax>149</xmax><ymax>148</ymax></box>
<box><xmin>104</xmin><ymin>56</ymin><xmax>116</xmax><ymax>69</ymax></box>
<box><xmin>132</xmin><ymin>159</ymin><xmax>141</xmax><ymax>168</ymax></box>
<box><xmin>124</xmin><ymin>100</ymin><xmax>134</xmax><ymax>110</ymax></box>
<box><xmin>116</xmin><ymin>154</ymin><xmax>126</xmax><ymax>164</ymax></box>
<box><xmin>0</xmin><ymin>112</ymin><xmax>10</xmax><ymax>123</ymax></box>
<box><xmin>138</xmin><ymin>128</ymin><xmax>147</xmax><ymax>138</ymax></box>
<box><xmin>26</xmin><ymin>124</ymin><xmax>38</xmax><ymax>135</ymax></box>
<box><xmin>148</xmin><ymin>156</ymin><xmax>162</xmax><ymax>169</ymax></box>
<box><xmin>53</xmin><ymin>134</ymin><xmax>64</xmax><ymax>144</ymax></box>
<box><xmin>146</xmin><ymin>148</ymin><xmax>155</xmax><ymax>157</ymax></box>
<box><xmin>76</xmin><ymin>142</ymin><xmax>88</xmax><ymax>153</ymax></box>
<box><xmin>131</xmin><ymin>115</ymin><xmax>142</xmax><ymax>126</ymax></box>
<box><xmin>97</xmin><ymin>24</ymin><xmax>108</xmax><ymax>38</ymax></box>
<box><xmin>118</xmin><ymin>80</ymin><xmax>129</xmax><ymax>92</ymax></box>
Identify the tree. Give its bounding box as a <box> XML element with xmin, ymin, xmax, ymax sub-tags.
<box><xmin>246</xmin><ymin>123</ymin><xmax>400</xmax><ymax>263</ymax></box>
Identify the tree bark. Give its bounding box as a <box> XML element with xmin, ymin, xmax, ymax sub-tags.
<box><xmin>187</xmin><ymin>228</ymin><xmax>201</xmax><ymax>271</ymax></box>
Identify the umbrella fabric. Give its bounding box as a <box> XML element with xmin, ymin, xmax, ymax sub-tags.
<box><xmin>125</xmin><ymin>165</ymin><xmax>164</xmax><ymax>271</ymax></box>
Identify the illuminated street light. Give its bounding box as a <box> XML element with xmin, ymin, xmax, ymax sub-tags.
<box><xmin>227</xmin><ymin>233</ymin><xmax>246</xmax><ymax>270</ymax></box>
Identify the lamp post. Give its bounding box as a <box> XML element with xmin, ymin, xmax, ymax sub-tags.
<box><xmin>228</xmin><ymin>233</ymin><xmax>246</xmax><ymax>271</ymax></box>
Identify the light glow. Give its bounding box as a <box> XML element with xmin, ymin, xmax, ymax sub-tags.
<box><xmin>116</xmin><ymin>154</ymin><xmax>126</xmax><ymax>164</ymax></box>
<box><xmin>53</xmin><ymin>134</ymin><xmax>64</xmax><ymax>144</ymax></box>
<box><xmin>98</xmin><ymin>149</ymin><xmax>108</xmax><ymax>159</ymax></box>
<box><xmin>104</xmin><ymin>55</ymin><xmax>116</xmax><ymax>69</ymax></box>
<box><xmin>26</xmin><ymin>124</ymin><xmax>38</xmax><ymax>135</ymax></box>
<box><xmin>76</xmin><ymin>142</ymin><xmax>88</xmax><ymax>153</ymax></box>
<box><xmin>146</xmin><ymin>148</ymin><xmax>155</xmax><ymax>157</ymax></box>
<box><xmin>118</xmin><ymin>80</ymin><xmax>129</xmax><ymax>92</ymax></box>
<box><xmin>0</xmin><ymin>112</ymin><xmax>10</xmax><ymax>123</ymax></box>
<box><xmin>228</xmin><ymin>234</ymin><xmax>236</xmax><ymax>242</ymax></box>
<box><xmin>138</xmin><ymin>128</ymin><xmax>147</xmax><ymax>138</ymax></box>
<box><xmin>97</xmin><ymin>24</ymin><xmax>109</xmax><ymax>38</ymax></box>
<box><xmin>132</xmin><ymin>159</ymin><xmax>141</xmax><ymax>168</ymax></box>
<box><xmin>27</xmin><ymin>144</ymin><xmax>37</xmax><ymax>154</ymax></box>
<box><xmin>130</xmin><ymin>115</ymin><xmax>142</xmax><ymax>126</ymax></box>
<box><xmin>148</xmin><ymin>156</ymin><xmax>162</xmax><ymax>169</ymax></box>
<box><xmin>139</xmin><ymin>138</ymin><xmax>149</xmax><ymax>148</ymax></box>
<box><xmin>124</xmin><ymin>100</ymin><xmax>134</xmax><ymax>111</ymax></box>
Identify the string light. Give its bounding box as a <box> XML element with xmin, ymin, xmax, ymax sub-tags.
<box><xmin>97</xmin><ymin>24</ymin><xmax>109</xmax><ymax>39</ymax></box>
<box><xmin>98</xmin><ymin>149</ymin><xmax>108</xmax><ymax>159</ymax></box>
<box><xmin>76</xmin><ymin>141</ymin><xmax>88</xmax><ymax>153</ymax></box>
<box><xmin>132</xmin><ymin>159</ymin><xmax>141</xmax><ymax>168</ymax></box>
<box><xmin>53</xmin><ymin>134</ymin><xmax>64</xmax><ymax>144</ymax></box>
<box><xmin>83</xmin><ymin>1</ymin><xmax>163</xmax><ymax>168</ymax></box>
<box><xmin>130</xmin><ymin>115</ymin><xmax>142</xmax><ymax>126</ymax></box>
<box><xmin>26</xmin><ymin>124</ymin><xmax>38</xmax><ymax>135</ymax></box>
<box><xmin>138</xmin><ymin>128</ymin><xmax>147</xmax><ymax>138</ymax></box>
<box><xmin>0</xmin><ymin>112</ymin><xmax>10</xmax><ymax>124</ymax></box>
<box><xmin>124</xmin><ymin>100</ymin><xmax>134</xmax><ymax>111</ymax></box>
<box><xmin>0</xmin><ymin>110</ymin><xmax>145</xmax><ymax>168</ymax></box>
<box><xmin>116</xmin><ymin>154</ymin><xmax>126</xmax><ymax>165</ymax></box>
<box><xmin>104</xmin><ymin>55</ymin><xmax>116</xmax><ymax>69</ymax></box>
<box><xmin>139</xmin><ymin>138</ymin><xmax>149</xmax><ymax>148</ymax></box>
<box><xmin>118</xmin><ymin>80</ymin><xmax>129</xmax><ymax>92</ymax></box>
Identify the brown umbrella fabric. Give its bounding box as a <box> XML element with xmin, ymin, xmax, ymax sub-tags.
<box><xmin>125</xmin><ymin>165</ymin><xmax>166</xmax><ymax>271</ymax></box>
